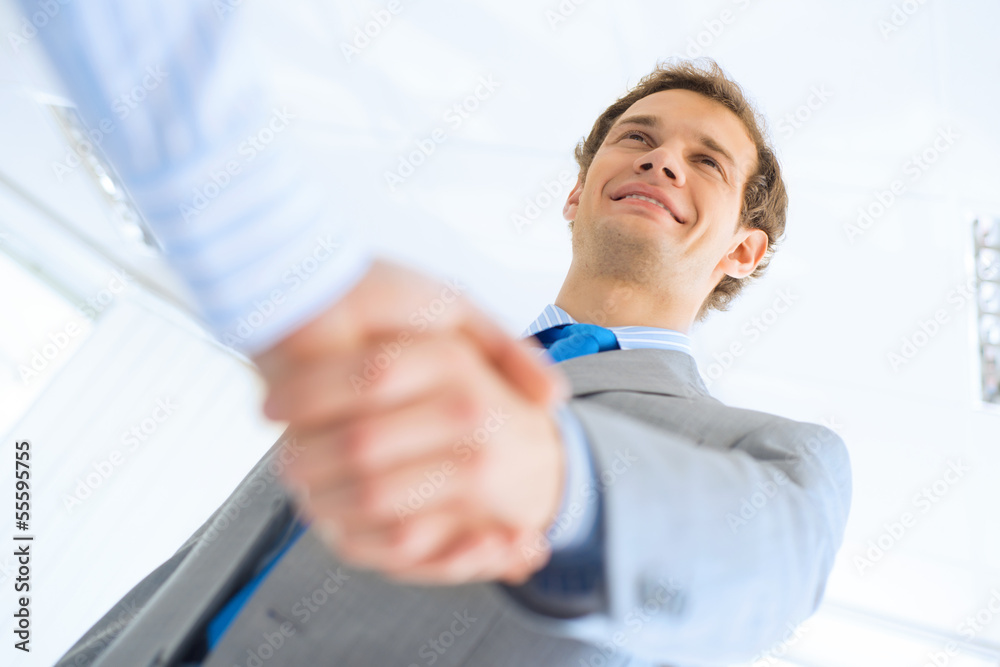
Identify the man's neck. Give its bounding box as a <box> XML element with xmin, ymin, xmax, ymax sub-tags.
<box><xmin>553</xmin><ymin>272</ymin><xmax>697</xmax><ymax>333</ymax></box>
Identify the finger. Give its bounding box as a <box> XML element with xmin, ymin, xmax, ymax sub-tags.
<box><xmin>382</xmin><ymin>528</ymin><xmax>514</xmax><ymax>585</ymax></box>
<box><xmin>456</xmin><ymin>305</ymin><xmax>570</xmax><ymax>408</ymax></box>
<box><xmin>331</xmin><ymin>505</ymin><xmax>472</xmax><ymax>572</ymax></box>
<box><xmin>302</xmin><ymin>448</ymin><xmax>476</xmax><ymax>526</ymax></box>
<box><xmin>252</xmin><ymin>276</ymin><xmax>368</xmax><ymax>382</ymax></box>
<box><xmin>255</xmin><ymin>259</ymin><xmax>461</xmax><ymax>377</ymax></box>
<box><xmin>281</xmin><ymin>387</ymin><xmax>479</xmax><ymax>487</ymax></box>
<box><xmin>261</xmin><ymin>350</ymin><xmax>379</xmax><ymax>425</ymax></box>
<box><xmin>263</xmin><ymin>332</ymin><xmax>463</xmax><ymax>425</ymax></box>
<box><xmin>498</xmin><ymin>527</ymin><xmax>552</xmax><ymax>584</ymax></box>
<box><xmin>256</xmin><ymin>259</ymin><xmax>570</xmax><ymax>415</ymax></box>
<box><xmin>268</xmin><ymin>331</ymin><xmax>496</xmax><ymax>427</ymax></box>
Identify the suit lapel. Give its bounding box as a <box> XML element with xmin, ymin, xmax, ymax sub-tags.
<box><xmin>93</xmin><ymin>435</ymin><xmax>298</xmax><ymax>667</ymax></box>
<box><xmin>557</xmin><ymin>348</ymin><xmax>710</xmax><ymax>399</ymax></box>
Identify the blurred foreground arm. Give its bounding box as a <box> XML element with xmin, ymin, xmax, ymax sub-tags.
<box><xmin>30</xmin><ymin>1</ymin><xmax>565</xmax><ymax>414</ymax></box>
<box><xmin>27</xmin><ymin>0</ymin><xmax>370</xmax><ymax>354</ymax></box>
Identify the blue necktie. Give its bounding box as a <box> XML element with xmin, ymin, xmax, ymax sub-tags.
<box><xmin>204</xmin><ymin>323</ymin><xmax>621</xmax><ymax>650</ymax></box>
<box><xmin>533</xmin><ymin>323</ymin><xmax>621</xmax><ymax>362</ymax></box>
<box><xmin>204</xmin><ymin>518</ymin><xmax>307</xmax><ymax>648</ymax></box>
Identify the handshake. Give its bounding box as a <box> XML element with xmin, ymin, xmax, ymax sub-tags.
<box><xmin>253</xmin><ymin>259</ymin><xmax>572</xmax><ymax>587</ymax></box>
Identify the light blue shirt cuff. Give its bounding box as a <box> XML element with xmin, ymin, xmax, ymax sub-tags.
<box><xmin>545</xmin><ymin>404</ymin><xmax>600</xmax><ymax>552</ymax></box>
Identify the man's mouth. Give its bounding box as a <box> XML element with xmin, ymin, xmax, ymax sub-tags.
<box><xmin>614</xmin><ymin>193</ymin><xmax>683</xmax><ymax>224</ymax></box>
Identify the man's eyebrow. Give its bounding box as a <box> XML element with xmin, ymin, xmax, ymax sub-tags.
<box><xmin>697</xmin><ymin>134</ymin><xmax>736</xmax><ymax>169</ymax></box>
<box><xmin>612</xmin><ymin>114</ymin><xmax>738</xmax><ymax>169</ymax></box>
<box><xmin>612</xmin><ymin>114</ymin><xmax>660</xmax><ymax>131</ymax></box>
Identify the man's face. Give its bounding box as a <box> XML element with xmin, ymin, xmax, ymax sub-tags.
<box><xmin>563</xmin><ymin>88</ymin><xmax>760</xmax><ymax>304</ymax></box>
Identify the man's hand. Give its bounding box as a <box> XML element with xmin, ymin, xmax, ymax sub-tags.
<box><xmin>252</xmin><ymin>258</ymin><xmax>569</xmax><ymax>585</ymax></box>
<box><xmin>254</xmin><ymin>259</ymin><xmax>568</xmax><ymax>412</ymax></box>
<box><xmin>273</xmin><ymin>331</ymin><xmax>567</xmax><ymax>586</ymax></box>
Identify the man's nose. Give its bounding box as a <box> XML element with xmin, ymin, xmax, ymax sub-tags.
<box><xmin>636</xmin><ymin>147</ymin><xmax>685</xmax><ymax>186</ymax></box>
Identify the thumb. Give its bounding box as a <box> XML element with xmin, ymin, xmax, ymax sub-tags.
<box><xmin>498</xmin><ymin>526</ymin><xmax>552</xmax><ymax>585</ymax></box>
<box><xmin>457</xmin><ymin>305</ymin><xmax>570</xmax><ymax>408</ymax></box>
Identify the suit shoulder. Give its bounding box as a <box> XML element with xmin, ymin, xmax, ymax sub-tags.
<box><xmin>711</xmin><ymin>405</ymin><xmax>849</xmax><ymax>463</ymax></box>
<box><xmin>709</xmin><ymin>402</ymin><xmax>844</xmax><ymax>442</ymax></box>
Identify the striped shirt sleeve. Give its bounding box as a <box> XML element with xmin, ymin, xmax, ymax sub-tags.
<box><xmin>23</xmin><ymin>0</ymin><xmax>372</xmax><ymax>355</ymax></box>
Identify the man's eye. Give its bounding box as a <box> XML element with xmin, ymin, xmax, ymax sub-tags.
<box><xmin>701</xmin><ymin>157</ymin><xmax>721</xmax><ymax>171</ymax></box>
<box><xmin>623</xmin><ymin>131</ymin><xmax>647</xmax><ymax>143</ymax></box>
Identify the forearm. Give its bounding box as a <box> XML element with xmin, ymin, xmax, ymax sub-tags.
<box><xmin>27</xmin><ymin>0</ymin><xmax>371</xmax><ymax>354</ymax></box>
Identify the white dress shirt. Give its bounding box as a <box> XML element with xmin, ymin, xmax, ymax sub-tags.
<box><xmin>524</xmin><ymin>304</ymin><xmax>693</xmax><ymax>551</ymax></box>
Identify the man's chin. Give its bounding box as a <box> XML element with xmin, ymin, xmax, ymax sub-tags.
<box><xmin>575</xmin><ymin>223</ymin><xmax>666</xmax><ymax>285</ymax></box>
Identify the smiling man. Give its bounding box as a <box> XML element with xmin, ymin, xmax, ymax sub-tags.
<box><xmin>262</xmin><ymin>59</ymin><xmax>852</xmax><ymax>665</ymax></box>
<box><xmin>557</xmin><ymin>69</ymin><xmax>779</xmax><ymax>334</ymax></box>
<box><xmin>60</xmin><ymin>59</ymin><xmax>851</xmax><ymax>667</ymax></box>
<box><xmin>560</xmin><ymin>92</ymin><xmax>763</xmax><ymax>329</ymax></box>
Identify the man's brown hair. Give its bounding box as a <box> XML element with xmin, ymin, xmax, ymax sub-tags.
<box><xmin>572</xmin><ymin>57</ymin><xmax>787</xmax><ymax>320</ymax></box>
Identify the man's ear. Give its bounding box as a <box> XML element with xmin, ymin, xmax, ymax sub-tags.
<box><xmin>563</xmin><ymin>174</ymin><xmax>584</xmax><ymax>222</ymax></box>
<box><xmin>720</xmin><ymin>228</ymin><xmax>768</xmax><ymax>279</ymax></box>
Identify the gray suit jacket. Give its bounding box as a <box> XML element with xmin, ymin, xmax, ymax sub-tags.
<box><xmin>60</xmin><ymin>348</ymin><xmax>851</xmax><ymax>667</ymax></box>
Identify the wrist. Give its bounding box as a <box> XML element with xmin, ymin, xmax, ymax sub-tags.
<box><xmin>542</xmin><ymin>404</ymin><xmax>599</xmax><ymax>552</ymax></box>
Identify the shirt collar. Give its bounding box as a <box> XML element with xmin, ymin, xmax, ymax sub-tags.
<box><xmin>522</xmin><ymin>303</ymin><xmax>692</xmax><ymax>356</ymax></box>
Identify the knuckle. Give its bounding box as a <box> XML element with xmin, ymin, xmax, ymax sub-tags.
<box><xmin>355</xmin><ymin>350</ymin><xmax>395</xmax><ymax>396</ymax></box>
<box><xmin>446</xmin><ymin>552</ymin><xmax>477</xmax><ymax>581</ymax></box>
<box><xmin>443</xmin><ymin>337</ymin><xmax>479</xmax><ymax>374</ymax></box>
<box><xmin>352</xmin><ymin>477</ymin><xmax>384</xmax><ymax>515</ymax></box>
<box><xmin>385</xmin><ymin>523</ymin><xmax>416</xmax><ymax>558</ymax></box>
<box><xmin>341</xmin><ymin>422</ymin><xmax>378</xmax><ymax>471</ymax></box>
<box><xmin>449</xmin><ymin>390</ymin><xmax>484</xmax><ymax>425</ymax></box>
<box><xmin>461</xmin><ymin>449</ymin><xmax>489</xmax><ymax>484</ymax></box>
<box><xmin>339</xmin><ymin>542</ymin><xmax>366</xmax><ymax>568</ymax></box>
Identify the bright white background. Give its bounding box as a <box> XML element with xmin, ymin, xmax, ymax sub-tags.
<box><xmin>0</xmin><ymin>1</ymin><xmax>998</xmax><ymax>665</ymax></box>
